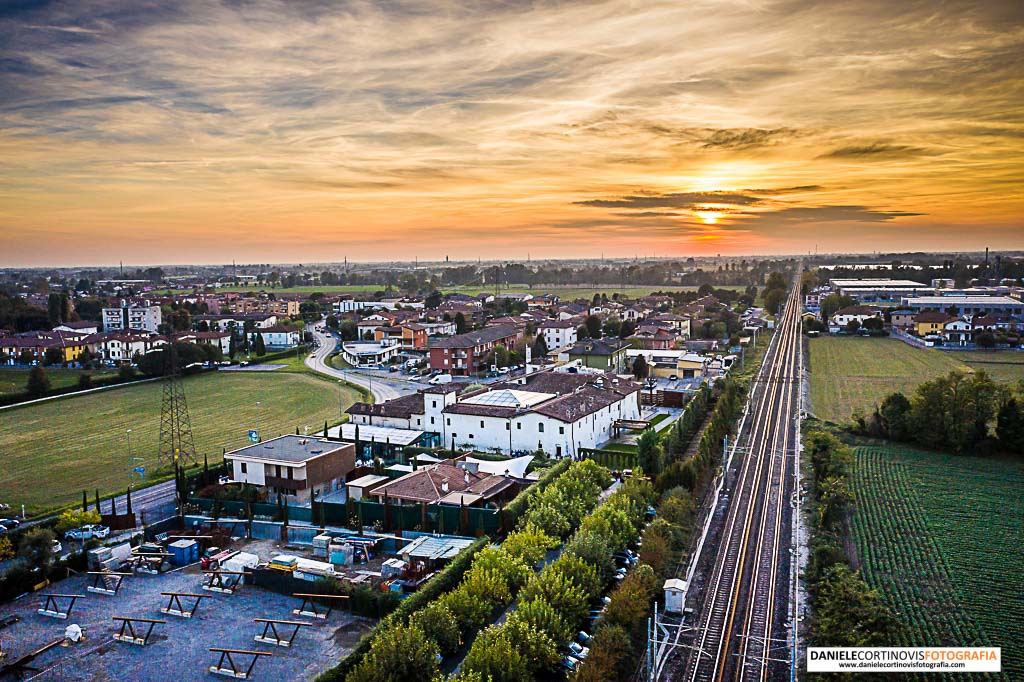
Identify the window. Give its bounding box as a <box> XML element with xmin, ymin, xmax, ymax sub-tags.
<box><xmin>275</xmin><ymin>465</ymin><xmax>281</xmax><ymax>478</ymax></box>
<box><xmin>539</xmin><ymin>423</ymin><xmax>544</xmax><ymax>433</ymax></box>
<box><xmin>480</xmin><ymin>420</ymin><xmax>485</xmax><ymax>428</ymax></box>
<box><xmin>517</xmin><ymin>423</ymin><xmax>522</xmax><ymax>430</ymax></box>
<box><xmin>432</xmin><ymin>401</ymin><xmax>437</xmax><ymax>408</ymax></box>
<box><xmin>447</xmin><ymin>418</ymin><xmax>451</xmax><ymax>425</ymax></box>
<box><xmin>505</xmin><ymin>422</ymin><xmax>510</xmax><ymax>430</ymax></box>
<box><xmin>430</xmin><ymin>416</ymin><xmax>435</xmax><ymax>425</ymax></box>
<box><xmin>559</xmin><ymin>426</ymin><xmax>565</xmax><ymax>435</ymax></box>
<box><xmin>556</xmin><ymin>445</ymin><xmax>562</xmax><ymax>456</ymax></box>
<box><xmin>469</xmin><ymin>434</ymin><xmax>474</xmax><ymax>439</ymax></box>
<box><xmin>287</xmin><ymin>467</ymin><xmax>294</xmax><ymax>480</ymax></box>
<box><xmin>240</xmin><ymin>462</ymin><xmax>247</xmax><ymax>474</ymax></box>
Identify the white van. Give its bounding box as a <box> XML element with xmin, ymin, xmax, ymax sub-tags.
<box><xmin>428</xmin><ymin>374</ymin><xmax>453</xmax><ymax>385</ymax></box>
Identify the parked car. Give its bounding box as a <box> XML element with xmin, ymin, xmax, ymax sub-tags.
<box><xmin>0</xmin><ymin>518</ymin><xmax>20</xmax><ymax>529</ymax></box>
<box><xmin>52</xmin><ymin>539</ymin><xmax>62</xmax><ymax>555</ymax></box>
<box><xmin>64</xmin><ymin>524</ymin><xmax>110</xmax><ymax>541</ymax></box>
<box><xmin>559</xmin><ymin>656</ymin><xmax>582</xmax><ymax>673</ymax></box>
<box><xmin>668</xmin><ymin>374</ymin><xmax>678</xmax><ymax>381</ymax></box>
<box><xmin>566</xmin><ymin>641</ymin><xmax>589</xmax><ymax>659</ymax></box>
<box><xmin>576</xmin><ymin>631</ymin><xmax>593</xmax><ymax>645</ymax></box>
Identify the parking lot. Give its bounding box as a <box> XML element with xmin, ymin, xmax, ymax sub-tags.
<box><xmin>0</xmin><ymin>543</ymin><xmax>374</xmax><ymax>681</ymax></box>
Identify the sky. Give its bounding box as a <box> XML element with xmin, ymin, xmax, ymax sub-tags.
<box><xmin>0</xmin><ymin>0</ymin><xmax>1022</xmax><ymax>267</ymax></box>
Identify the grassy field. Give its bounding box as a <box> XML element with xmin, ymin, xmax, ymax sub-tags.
<box><xmin>0</xmin><ymin>371</ymin><xmax>362</xmax><ymax>516</ymax></box>
<box><xmin>850</xmin><ymin>443</ymin><xmax>1024</xmax><ymax>679</ymax></box>
<box><xmin>808</xmin><ymin>337</ymin><xmax>1024</xmax><ymax>422</ymax></box>
<box><xmin>0</xmin><ymin>367</ymin><xmax>120</xmax><ymax>395</ymax></box>
<box><xmin>156</xmin><ymin>284</ymin><xmax>747</xmax><ymax>299</ymax></box>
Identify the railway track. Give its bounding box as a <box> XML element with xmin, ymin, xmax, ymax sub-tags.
<box><xmin>683</xmin><ymin>276</ymin><xmax>802</xmax><ymax>682</ymax></box>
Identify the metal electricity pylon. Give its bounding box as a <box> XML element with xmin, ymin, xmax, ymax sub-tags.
<box><xmin>157</xmin><ymin>344</ymin><xmax>197</xmax><ymax>469</ymax></box>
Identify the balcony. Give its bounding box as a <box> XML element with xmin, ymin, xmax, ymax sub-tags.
<box><xmin>264</xmin><ymin>475</ymin><xmax>309</xmax><ymax>490</ymax></box>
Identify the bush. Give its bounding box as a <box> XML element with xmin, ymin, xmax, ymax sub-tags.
<box><xmin>54</xmin><ymin>508</ymin><xmax>101</xmax><ymax>536</ymax></box>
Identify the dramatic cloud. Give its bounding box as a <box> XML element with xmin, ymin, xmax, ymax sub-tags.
<box><xmin>820</xmin><ymin>143</ymin><xmax>932</xmax><ymax>159</ymax></box>
<box><xmin>701</xmin><ymin>128</ymin><xmax>798</xmax><ymax>149</ymax></box>
<box><xmin>0</xmin><ymin>0</ymin><xmax>1021</xmax><ymax>265</ymax></box>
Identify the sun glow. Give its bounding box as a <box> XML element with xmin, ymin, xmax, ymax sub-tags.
<box><xmin>695</xmin><ymin>211</ymin><xmax>722</xmax><ymax>225</ymax></box>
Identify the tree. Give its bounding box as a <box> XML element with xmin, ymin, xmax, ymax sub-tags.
<box><xmin>77</xmin><ymin>373</ymin><xmax>93</xmax><ymax>390</ymax></box>
<box><xmin>532</xmin><ymin>333</ymin><xmax>548</xmax><ymax>358</ymax></box>
<box><xmin>253</xmin><ymin>333</ymin><xmax>266</xmax><ymax>357</ymax></box>
<box><xmin>997</xmin><ymin>397</ymin><xmax>1024</xmax><ymax>455</ymax></box>
<box><xmin>584</xmin><ymin>314</ymin><xmax>602</xmax><ymax>339</ymax></box>
<box><xmin>409</xmin><ymin>601</ymin><xmax>461</xmax><ymax>656</ymax></box>
<box><xmin>976</xmin><ymin>331</ymin><xmax>996</xmax><ymax>349</ymax></box>
<box><xmin>820</xmin><ymin>293</ymin><xmax>856</xmax><ymax>322</ymax></box>
<box><xmin>845</xmin><ymin>319</ymin><xmax>861</xmax><ymax>334</ymax></box>
<box><xmin>862</xmin><ymin>316</ymin><xmax>884</xmax><ymax>332</ymax></box>
<box><xmin>878</xmin><ymin>392</ymin><xmax>911</xmax><ymax>441</ymax></box>
<box><xmin>43</xmin><ymin>347</ymin><xmax>63</xmax><ymax>366</ymax></box>
<box><xmin>637</xmin><ymin>428</ymin><xmax>664</xmax><ymax>475</ymax></box>
<box><xmin>762</xmin><ymin>287</ymin><xmax>786</xmax><ymax>316</ymax></box>
<box><xmin>460</xmin><ymin>625</ymin><xmax>530</xmax><ymax>682</ymax></box>
<box><xmin>632</xmin><ymin>353</ymin><xmax>649</xmax><ymax>380</ymax></box>
<box><xmin>0</xmin><ymin>535</ymin><xmax>13</xmax><ymax>561</ymax></box>
<box><xmin>47</xmin><ymin>292</ymin><xmax>62</xmax><ymax>326</ymax></box>
<box><xmin>18</xmin><ymin>527</ymin><xmax>56</xmax><ymax>568</ymax></box>
<box><xmin>26</xmin><ymin>365</ymin><xmax>50</xmax><ymax>396</ymax></box>
<box><xmin>454</xmin><ymin>312</ymin><xmax>469</xmax><ymax>334</ymax></box>
<box><xmin>347</xmin><ymin>623</ymin><xmax>440</xmax><ymax>682</ymax></box>
<box><xmin>339</xmin><ymin>319</ymin><xmax>358</xmax><ymax>341</ymax></box>
<box><xmin>813</xmin><ymin>564</ymin><xmax>898</xmax><ymax>647</ymax></box>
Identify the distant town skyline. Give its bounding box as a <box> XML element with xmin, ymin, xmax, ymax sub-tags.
<box><xmin>1</xmin><ymin>1</ymin><xmax>1022</xmax><ymax>267</ymax></box>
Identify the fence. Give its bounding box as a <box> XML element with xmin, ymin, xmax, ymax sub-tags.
<box><xmin>187</xmin><ymin>497</ymin><xmax>500</xmax><ymax>537</ymax></box>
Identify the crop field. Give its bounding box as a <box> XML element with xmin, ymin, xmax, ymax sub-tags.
<box><xmin>0</xmin><ymin>367</ymin><xmax>119</xmax><ymax>395</ymax></box>
<box><xmin>808</xmin><ymin>337</ymin><xmax>1024</xmax><ymax>422</ymax></box>
<box><xmin>850</xmin><ymin>444</ymin><xmax>1024</xmax><ymax>680</ymax></box>
<box><xmin>0</xmin><ymin>371</ymin><xmax>361</xmax><ymax>516</ymax></box>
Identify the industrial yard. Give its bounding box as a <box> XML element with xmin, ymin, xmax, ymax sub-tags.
<box><xmin>0</xmin><ymin>529</ymin><xmax>446</xmax><ymax>680</ymax></box>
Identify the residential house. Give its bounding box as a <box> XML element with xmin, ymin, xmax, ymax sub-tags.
<box><xmin>830</xmin><ymin>305</ymin><xmax>882</xmax><ymax>329</ymax></box>
<box><xmin>538</xmin><ymin>319</ymin><xmax>578</xmax><ymax>351</ymax></box>
<box><xmin>224</xmin><ymin>435</ymin><xmax>355</xmax><ymax>504</ymax></box>
<box><xmin>888</xmin><ymin>309</ymin><xmax>917</xmax><ymax>329</ymax></box>
<box><xmin>649</xmin><ymin>313</ymin><xmax>691</xmax><ymax>336</ymax></box>
<box><xmin>562</xmin><ymin>338</ymin><xmax>629</xmax><ymax>372</ymax></box>
<box><xmin>368</xmin><ymin>461</ymin><xmax>517</xmax><ymax>506</ymax></box>
<box><xmin>102</xmin><ymin>299</ymin><xmax>162</xmax><ymax>333</ymax></box>
<box><xmin>914</xmin><ymin>312</ymin><xmax>954</xmax><ymax>337</ymax></box>
<box><xmin>627</xmin><ymin>325</ymin><xmax>679</xmax><ymax>351</ymax></box>
<box><xmin>428</xmin><ymin>325</ymin><xmax>523</xmax><ymax>376</ymax></box>
<box><xmin>258</xmin><ymin>326</ymin><xmax>301</xmax><ymax>349</ymax></box>
<box><xmin>173</xmin><ymin>331</ymin><xmax>231</xmax><ymax>356</ymax></box>
<box><xmin>943</xmin><ymin>318</ymin><xmax>973</xmax><ymax>347</ymax></box>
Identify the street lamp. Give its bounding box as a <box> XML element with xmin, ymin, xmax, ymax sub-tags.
<box><xmin>255</xmin><ymin>401</ymin><xmax>262</xmax><ymax>441</ymax></box>
<box><xmin>126</xmin><ymin>429</ymin><xmax>133</xmax><ymax>485</ymax></box>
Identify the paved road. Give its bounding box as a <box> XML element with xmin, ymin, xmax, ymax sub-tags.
<box><xmin>681</xmin><ymin>274</ymin><xmax>803</xmax><ymax>682</ymax></box>
<box><xmin>304</xmin><ymin>327</ymin><xmax>416</xmax><ymax>403</ymax></box>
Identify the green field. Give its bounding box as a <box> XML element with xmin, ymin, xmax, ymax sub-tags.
<box><xmin>0</xmin><ymin>367</ymin><xmax>120</xmax><ymax>395</ymax></box>
<box><xmin>156</xmin><ymin>284</ymin><xmax>745</xmax><ymax>299</ymax></box>
<box><xmin>808</xmin><ymin>337</ymin><xmax>1024</xmax><ymax>422</ymax></box>
<box><xmin>0</xmin><ymin>371</ymin><xmax>362</xmax><ymax>516</ymax></box>
<box><xmin>850</xmin><ymin>443</ymin><xmax>1024</xmax><ymax>680</ymax></box>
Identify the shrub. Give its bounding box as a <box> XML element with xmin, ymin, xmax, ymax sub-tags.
<box><xmin>346</xmin><ymin>623</ymin><xmax>439</xmax><ymax>682</ymax></box>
